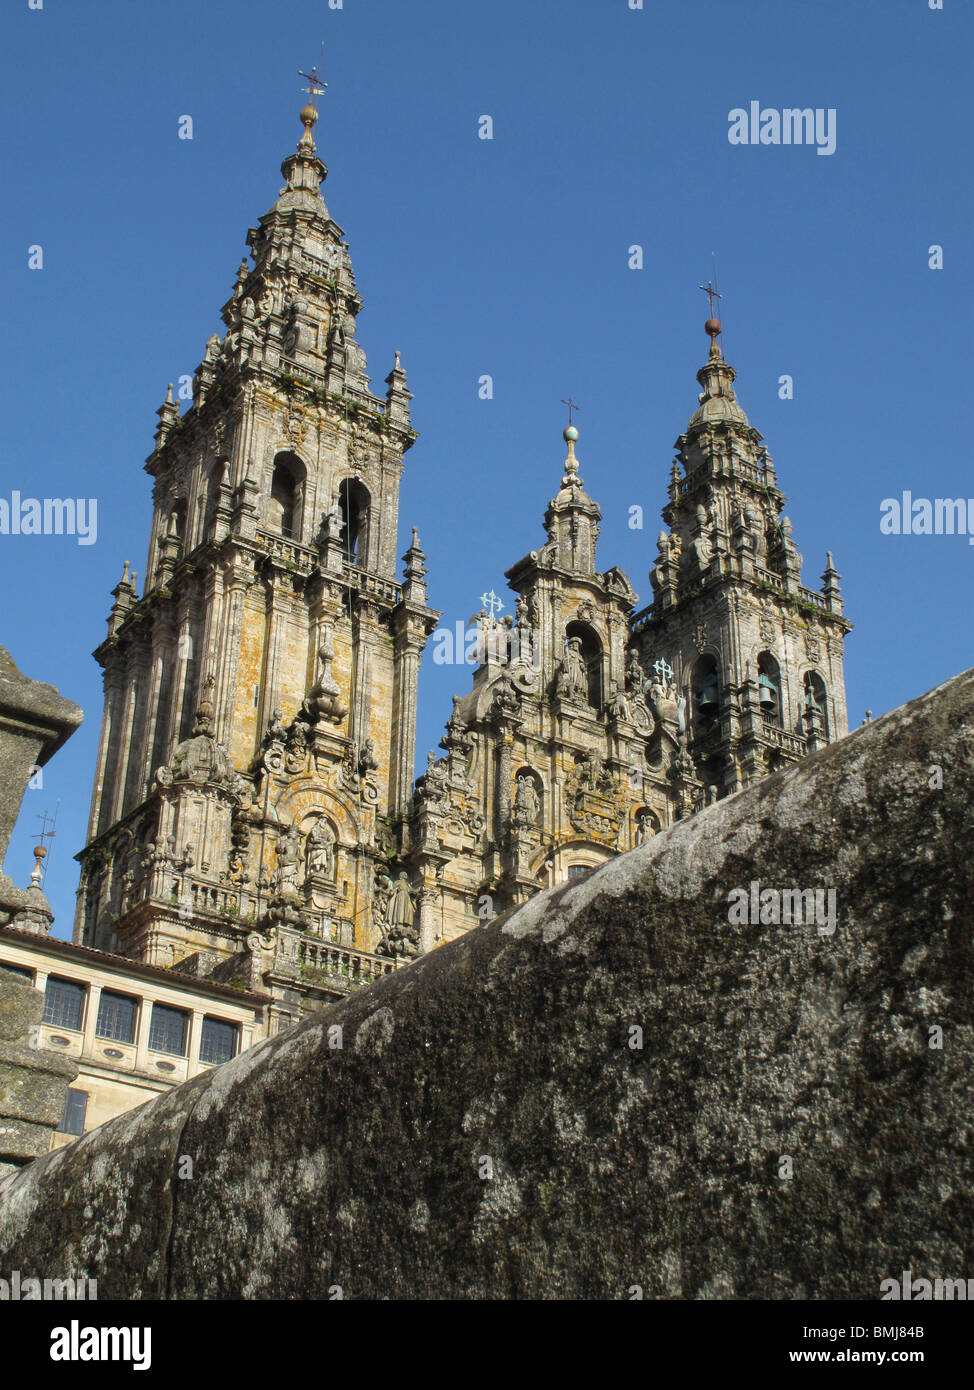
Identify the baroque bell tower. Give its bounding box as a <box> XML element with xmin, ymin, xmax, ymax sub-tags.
<box><xmin>631</xmin><ymin>312</ymin><xmax>852</xmax><ymax>795</ymax></box>
<box><xmin>75</xmin><ymin>93</ymin><xmax>438</xmax><ymax>1024</ymax></box>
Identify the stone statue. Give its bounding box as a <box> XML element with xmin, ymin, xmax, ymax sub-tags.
<box><xmin>358</xmin><ymin>738</ymin><xmax>379</xmax><ymax>775</ymax></box>
<box><xmin>608</xmin><ymin>681</ymin><xmax>631</xmax><ymax>722</ymax></box>
<box><xmin>625</xmin><ymin>648</ymin><xmax>644</xmax><ymax>692</ymax></box>
<box><xmin>385</xmin><ymin>872</ymin><xmax>415</xmax><ymax>929</ymax></box>
<box><xmin>555</xmin><ymin>637</ymin><xmax>586</xmax><ymax>702</ymax></box>
<box><xmin>512</xmin><ymin>774</ymin><xmax>540</xmax><ymax>829</ymax></box>
<box><xmin>305</xmin><ymin>820</ymin><xmax>335</xmax><ymax>878</ymax></box>
<box><xmin>634</xmin><ymin>812</ymin><xmax>655</xmax><ymax>846</ymax></box>
<box><xmin>274</xmin><ymin>826</ymin><xmax>301</xmax><ymax>891</ymax></box>
<box><xmin>266</xmin><ymin>707</ymin><xmax>287</xmax><ymax>743</ymax></box>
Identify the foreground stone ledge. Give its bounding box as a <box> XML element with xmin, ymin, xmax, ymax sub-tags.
<box><xmin>1</xmin><ymin>669</ymin><xmax>972</xmax><ymax>1299</ymax></box>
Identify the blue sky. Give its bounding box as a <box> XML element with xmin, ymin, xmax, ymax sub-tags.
<box><xmin>1</xmin><ymin>0</ymin><xmax>969</xmax><ymax>936</ymax></box>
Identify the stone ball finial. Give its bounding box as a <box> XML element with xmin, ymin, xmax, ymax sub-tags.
<box><xmin>705</xmin><ymin>318</ymin><xmax>722</xmax><ymax>338</ymax></box>
<box><xmin>564</xmin><ymin>425</ymin><xmax>579</xmax><ymax>444</ymax></box>
<box><xmin>300</xmin><ymin>104</ymin><xmax>318</xmax><ymax>129</ymax></box>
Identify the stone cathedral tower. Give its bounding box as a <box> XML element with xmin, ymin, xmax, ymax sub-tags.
<box><xmin>74</xmin><ymin>101</ymin><xmax>438</xmax><ymax>1026</ymax></box>
<box><xmin>412</xmin><ymin>315</ymin><xmax>851</xmax><ymax>946</ymax></box>
<box><xmin>631</xmin><ymin>315</ymin><xmax>852</xmax><ymax>793</ymax></box>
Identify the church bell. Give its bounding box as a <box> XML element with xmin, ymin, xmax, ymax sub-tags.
<box><xmin>695</xmin><ymin>673</ymin><xmax>719</xmax><ymax>713</ymax></box>
<box><xmin>759</xmin><ymin>673</ymin><xmax>778</xmax><ymax>708</ymax></box>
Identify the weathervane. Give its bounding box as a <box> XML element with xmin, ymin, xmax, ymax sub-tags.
<box><xmin>298</xmin><ymin>47</ymin><xmax>327</xmax><ymax>110</ymax></box>
<box><xmin>32</xmin><ymin>805</ymin><xmax>58</xmax><ymax>886</ymax></box>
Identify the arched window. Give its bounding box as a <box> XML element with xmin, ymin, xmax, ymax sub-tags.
<box><xmin>338</xmin><ymin>478</ymin><xmax>371</xmax><ymax>567</ymax></box>
<box><xmin>803</xmin><ymin>671</ymin><xmax>829</xmax><ymax>738</ymax></box>
<box><xmin>691</xmin><ymin>654</ymin><xmax>720</xmax><ymax>730</ymax></box>
<box><xmin>266</xmin><ymin>452</ymin><xmax>305</xmax><ymax>541</ymax></box>
<box><xmin>758</xmin><ymin>651</ymin><xmax>782</xmax><ymax>728</ymax></box>
<box><xmin>565</xmin><ymin>621</ymin><xmax>603</xmax><ymax>710</ymax></box>
<box><xmin>199</xmin><ymin>460</ymin><xmax>227</xmax><ymax>544</ymax></box>
<box><xmin>269</xmin><ymin>465</ymin><xmax>296</xmax><ymax>539</ymax></box>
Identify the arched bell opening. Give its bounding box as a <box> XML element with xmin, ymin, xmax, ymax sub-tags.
<box><xmin>757</xmin><ymin>651</ymin><xmax>783</xmax><ymax>728</ymax></box>
<box><xmin>337</xmin><ymin>477</ymin><xmax>372</xmax><ymax>567</ymax></box>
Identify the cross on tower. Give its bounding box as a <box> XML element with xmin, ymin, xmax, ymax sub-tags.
<box><xmin>698</xmin><ymin>281</ymin><xmax>722</xmax><ymax>318</ymax></box>
<box><xmin>653</xmin><ymin>657</ymin><xmax>674</xmax><ymax>685</ymax></box>
<box><xmin>298</xmin><ymin>59</ymin><xmax>327</xmax><ymax>109</ymax></box>
<box><xmin>480</xmin><ymin>589</ymin><xmax>504</xmax><ymax>621</ymax></box>
<box><xmin>34</xmin><ymin>808</ymin><xmax>57</xmax><ymax>853</ymax></box>
<box><xmin>561</xmin><ymin>396</ymin><xmax>581</xmax><ymax>427</ymax></box>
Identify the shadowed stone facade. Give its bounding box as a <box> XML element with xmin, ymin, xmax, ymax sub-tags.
<box><xmin>0</xmin><ymin>647</ymin><xmax>83</xmax><ymax>1175</ymax></box>
<box><xmin>1</xmin><ymin>668</ymin><xmax>969</xmax><ymax>1299</ymax></box>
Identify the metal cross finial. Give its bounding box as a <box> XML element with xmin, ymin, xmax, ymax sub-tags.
<box><xmin>298</xmin><ymin>52</ymin><xmax>327</xmax><ymax>109</ymax></box>
<box><xmin>480</xmin><ymin>589</ymin><xmax>504</xmax><ymax>621</ymax></box>
<box><xmin>33</xmin><ymin>808</ymin><xmax>57</xmax><ymax>851</ymax></box>
<box><xmin>698</xmin><ymin>281</ymin><xmax>722</xmax><ymax>318</ymax></box>
<box><xmin>653</xmin><ymin>657</ymin><xmax>674</xmax><ymax>684</ymax></box>
<box><xmin>561</xmin><ymin>396</ymin><xmax>581</xmax><ymax>427</ymax></box>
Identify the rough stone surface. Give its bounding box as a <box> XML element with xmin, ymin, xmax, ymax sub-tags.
<box><xmin>1</xmin><ymin>670</ymin><xmax>972</xmax><ymax>1299</ymax></box>
<box><xmin>0</xmin><ymin>645</ymin><xmax>82</xmax><ymax>868</ymax></box>
<box><xmin>0</xmin><ymin>969</ymin><xmax>78</xmax><ymax>1170</ymax></box>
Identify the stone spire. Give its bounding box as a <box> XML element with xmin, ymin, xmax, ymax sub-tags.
<box><xmin>543</xmin><ymin>423</ymin><xmax>602</xmax><ymax>575</ymax></box>
<box><xmin>276</xmin><ymin>101</ymin><xmax>330</xmax><ymax>214</ymax></box>
<box><xmin>688</xmin><ymin>314</ymin><xmax>751</xmax><ymax>431</ymax></box>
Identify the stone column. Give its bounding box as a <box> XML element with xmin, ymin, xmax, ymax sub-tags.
<box><xmin>81</xmin><ymin>984</ymin><xmax>103</xmax><ymax>1058</ymax></box>
<box><xmin>188</xmin><ymin>1010</ymin><xmax>205</xmax><ymax>1068</ymax></box>
<box><xmin>390</xmin><ymin>623</ymin><xmax>424</xmax><ymax>817</ymax></box>
<box><xmin>417</xmin><ymin>884</ymin><xmax>440</xmax><ymax>955</ymax></box>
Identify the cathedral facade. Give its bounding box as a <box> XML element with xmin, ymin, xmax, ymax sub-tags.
<box><xmin>69</xmin><ymin>102</ymin><xmax>851</xmax><ymax>1031</ymax></box>
<box><xmin>409</xmin><ymin>322</ymin><xmax>851</xmax><ymax>946</ymax></box>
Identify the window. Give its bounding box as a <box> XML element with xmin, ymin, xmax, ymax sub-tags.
<box><xmin>148</xmin><ymin>1003</ymin><xmax>188</xmax><ymax>1057</ymax></box>
<box><xmin>568</xmin><ymin>864</ymin><xmax>591</xmax><ymax>880</ymax></box>
<box><xmin>96</xmin><ymin>991</ymin><xmax>138</xmax><ymax>1044</ymax></box>
<box><xmin>337</xmin><ymin>477</ymin><xmax>371</xmax><ymax>566</ymax></box>
<box><xmin>758</xmin><ymin>652</ymin><xmax>783</xmax><ymax>728</ymax></box>
<box><xmin>269</xmin><ymin>464</ymin><xmax>296</xmax><ymax>538</ymax></box>
<box><xmin>42</xmin><ymin>978</ymin><xmax>86</xmax><ymax>1031</ymax></box>
<box><xmin>200</xmin><ymin>1017</ymin><xmax>238</xmax><ymax>1066</ymax></box>
<box><xmin>1</xmin><ymin>964</ymin><xmax>34</xmax><ymax>983</ymax></box>
<box><xmin>803</xmin><ymin>671</ymin><xmax>829</xmax><ymax>738</ymax></box>
<box><xmin>57</xmin><ymin>1088</ymin><xmax>88</xmax><ymax>1136</ymax></box>
<box><xmin>692</xmin><ymin>654</ymin><xmax>720</xmax><ymax>728</ymax></box>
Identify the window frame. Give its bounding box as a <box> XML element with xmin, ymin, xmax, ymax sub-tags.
<box><xmin>199</xmin><ymin>1016</ymin><xmax>239</xmax><ymax>1066</ymax></box>
<box><xmin>57</xmin><ymin>1088</ymin><xmax>89</xmax><ymax>1137</ymax></box>
<box><xmin>95</xmin><ymin>989</ymin><xmax>139</xmax><ymax>1045</ymax></box>
<box><xmin>41</xmin><ymin>977</ymin><xmax>87</xmax><ymax>1032</ymax></box>
<box><xmin>147</xmin><ymin>1002</ymin><xmax>189</xmax><ymax>1057</ymax></box>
